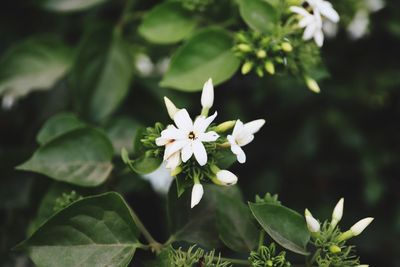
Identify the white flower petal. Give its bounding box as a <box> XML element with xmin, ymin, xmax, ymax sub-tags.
<box><xmin>166</xmin><ymin>151</ymin><xmax>181</xmax><ymax>171</ymax></box>
<box><xmin>174</xmin><ymin>109</ymin><xmax>193</xmax><ymax>132</ymax></box>
<box><xmin>198</xmin><ymin>131</ymin><xmax>219</xmax><ymax>142</ymax></box>
<box><xmin>181</xmin><ymin>143</ymin><xmax>193</xmax><ymax>162</ymax></box>
<box><xmin>164</xmin><ymin>140</ymin><xmax>188</xmax><ymax>160</ymax></box>
<box><xmin>299</xmin><ymin>15</ymin><xmax>314</xmax><ymax>28</ymax></box>
<box><xmin>232</xmin><ymin>120</ymin><xmax>244</xmax><ymax>136</ymax></box>
<box><xmin>243</xmin><ymin>119</ymin><xmax>266</xmax><ymax>135</ymax></box>
<box><xmin>231</xmin><ymin>143</ymin><xmax>246</xmax><ymax>164</ymax></box>
<box><xmin>216</xmin><ymin>170</ymin><xmax>238</xmax><ymax>185</ymax></box>
<box><xmin>319</xmin><ymin>2</ymin><xmax>340</xmax><ymax>22</ymax></box>
<box><xmin>303</xmin><ymin>22</ymin><xmax>317</xmax><ymax>40</ymax></box>
<box><xmin>235</xmin><ymin>129</ymin><xmax>254</xmax><ymax>146</ymax></box>
<box><xmin>164</xmin><ymin>97</ymin><xmax>180</xmax><ymax>120</ymax></box>
<box><xmin>350</xmin><ymin>217</ymin><xmax>374</xmax><ymax>236</ymax></box>
<box><xmin>193</xmin><ymin>140</ymin><xmax>208</xmax><ymax>166</ymax></box>
<box><xmin>290</xmin><ymin>6</ymin><xmax>310</xmax><ymax>17</ymax></box>
<box><xmin>314</xmin><ymin>29</ymin><xmax>324</xmax><ymax>47</ymax></box>
<box><xmin>193</xmin><ymin>111</ymin><xmax>218</xmax><ymax>134</ymax></box>
<box><xmin>159</xmin><ymin>125</ymin><xmax>186</xmax><ymax>141</ymax></box>
<box><xmin>191</xmin><ymin>183</ymin><xmax>204</xmax><ymax>208</ymax></box>
<box><xmin>305</xmin><ymin>209</ymin><xmax>321</xmax><ymax>233</ymax></box>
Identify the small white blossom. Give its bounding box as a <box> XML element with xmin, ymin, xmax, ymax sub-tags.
<box><xmin>290</xmin><ymin>0</ymin><xmax>339</xmax><ymax>47</ymax></box>
<box><xmin>156</xmin><ymin>109</ymin><xmax>219</xmax><ymax>166</ymax></box>
<box><xmin>201</xmin><ymin>78</ymin><xmax>214</xmax><ymax>110</ymax></box>
<box><xmin>350</xmin><ymin>217</ymin><xmax>374</xmax><ymax>236</ymax></box>
<box><xmin>216</xmin><ymin>170</ymin><xmax>238</xmax><ymax>186</ymax></box>
<box><xmin>227</xmin><ymin>119</ymin><xmax>265</xmax><ymax>163</ymax></box>
<box><xmin>164</xmin><ymin>97</ymin><xmax>180</xmax><ymax>120</ymax></box>
<box><xmin>305</xmin><ymin>209</ymin><xmax>321</xmax><ymax>233</ymax></box>
<box><xmin>191</xmin><ymin>183</ymin><xmax>204</xmax><ymax>208</ymax></box>
<box><xmin>135</xmin><ymin>54</ymin><xmax>154</xmax><ymax>76</ymax></box>
<box><xmin>142</xmin><ymin>162</ymin><xmax>173</xmax><ymax>195</ymax></box>
<box><xmin>331</xmin><ymin>198</ymin><xmax>344</xmax><ymax>227</ymax></box>
<box><xmin>347</xmin><ymin>10</ymin><xmax>369</xmax><ymax>40</ymax></box>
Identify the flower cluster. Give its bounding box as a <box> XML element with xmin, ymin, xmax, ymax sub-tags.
<box><xmin>155</xmin><ymin>79</ymin><xmax>265</xmax><ymax>207</ymax></box>
<box><xmin>168</xmin><ymin>245</ymin><xmax>232</xmax><ymax>267</ymax></box>
<box><xmin>290</xmin><ymin>0</ymin><xmax>340</xmax><ymax>47</ymax></box>
<box><xmin>249</xmin><ymin>243</ymin><xmax>291</xmax><ymax>267</ymax></box>
<box><xmin>304</xmin><ymin>198</ymin><xmax>373</xmax><ymax>267</ymax></box>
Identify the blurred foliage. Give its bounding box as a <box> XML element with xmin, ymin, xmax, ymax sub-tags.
<box><xmin>0</xmin><ymin>0</ymin><xmax>399</xmax><ymax>266</ymax></box>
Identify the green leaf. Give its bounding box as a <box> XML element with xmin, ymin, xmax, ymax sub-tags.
<box><xmin>237</xmin><ymin>0</ymin><xmax>278</xmax><ymax>33</ymax></box>
<box><xmin>160</xmin><ymin>28</ymin><xmax>240</xmax><ymax>91</ymax></box>
<box><xmin>17</xmin><ymin>192</ymin><xmax>140</xmax><ymax>267</ymax></box>
<box><xmin>71</xmin><ymin>27</ymin><xmax>133</xmax><ymax>122</ymax></box>
<box><xmin>248</xmin><ymin>202</ymin><xmax>310</xmax><ymax>255</ymax></box>
<box><xmin>0</xmin><ymin>36</ymin><xmax>72</xmax><ymax>99</ymax></box>
<box><xmin>121</xmin><ymin>148</ymin><xmax>162</xmax><ymax>175</ymax></box>
<box><xmin>39</xmin><ymin>0</ymin><xmax>108</xmax><ymax>12</ymax></box>
<box><xmin>167</xmin><ymin>183</ymin><xmax>243</xmax><ymax>248</ymax></box>
<box><xmin>216</xmin><ymin>194</ymin><xmax>258</xmax><ymax>253</ymax></box>
<box><xmin>106</xmin><ymin>117</ymin><xmax>141</xmax><ymax>155</ymax></box>
<box><xmin>17</xmin><ymin>127</ymin><xmax>114</xmax><ymax>187</ymax></box>
<box><xmin>37</xmin><ymin>113</ymin><xmax>86</xmax><ymax>145</ymax></box>
<box><xmin>139</xmin><ymin>1</ymin><xmax>197</xmax><ymax>44</ymax></box>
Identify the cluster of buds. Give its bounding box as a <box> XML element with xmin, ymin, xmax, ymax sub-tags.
<box><xmin>304</xmin><ymin>198</ymin><xmax>373</xmax><ymax>266</ymax></box>
<box><xmin>249</xmin><ymin>243</ymin><xmax>291</xmax><ymax>267</ymax></box>
<box><xmin>142</xmin><ymin>78</ymin><xmax>266</xmax><ymax>208</ymax></box>
<box><xmin>233</xmin><ymin>31</ymin><xmax>294</xmax><ymax>78</ymax></box>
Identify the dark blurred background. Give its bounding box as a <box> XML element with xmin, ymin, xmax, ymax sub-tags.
<box><xmin>1</xmin><ymin>0</ymin><xmax>399</xmax><ymax>266</ymax></box>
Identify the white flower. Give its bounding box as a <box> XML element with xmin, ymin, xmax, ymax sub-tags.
<box><xmin>350</xmin><ymin>217</ymin><xmax>374</xmax><ymax>236</ymax></box>
<box><xmin>191</xmin><ymin>183</ymin><xmax>204</xmax><ymax>208</ymax></box>
<box><xmin>135</xmin><ymin>53</ymin><xmax>154</xmax><ymax>76</ymax></box>
<box><xmin>227</xmin><ymin>119</ymin><xmax>265</xmax><ymax>163</ymax></box>
<box><xmin>331</xmin><ymin>198</ymin><xmax>344</xmax><ymax>227</ymax></box>
<box><xmin>305</xmin><ymin>209</ymin><xmax>321</xmax><ymax>233</ymax></box>
<box><xmin>201</xmin><ymin>78</ymin><xmax>214</xmax><ymax>110</ymax></box>
<box><xmin>290</xmin><ymin>0</ymin><xmax>339</xmax><ymax>47</ymax></box>
<box><xmin>347</xmin><ymin>10</ymin><xmax>369</xmax><ymax>40</ymax></box>
<box><xmin>164</xmin><ymin>97</ymin><xmax>180</xmax><ymax>120</ymax></box>
<box><xmin>290</xmin><ymin>7</ymin><xmax>325</xmax><ymax>47</ymax></box>
<box><xmin>216</xmin><ymin>170</ymin><xmax>238</xmax><ymax>186</ymax></box>
<box><xmin>156</xmin><ymin>109</ymin><xmax>219</xmax><ymax>166</ymax></box>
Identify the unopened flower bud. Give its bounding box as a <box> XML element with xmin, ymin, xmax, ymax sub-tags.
<box><xmin>305</xmin><ymin>209</ymin><xmax>320</xmax><ymax>233</ymax></box>
<box><xmin>329</xmin><ymin>245</ymin><xmax>341</xmax><ymax>253</ymax></box>
<box><xmin>237</xmin><ymin>43</ymin><xmax>252</xmax><ymax>52</ymax></box>
<box><xmin>191</xmin><ymin>183</ymin><xmax>204</xmax><ymax>208</ymax></box>
<box><xmin>241</xmin><ymin>61</ymin><xmax>253</xmax><ymax>75</ymax></box>
<box><xmin>170</xmin><ymin>166</ymin><xmax>182</xmax><ymax>177</ymax></box>
<box><xmin>350</xmin><ymin>217</ymin><xmax>374</xmax><ymax>236</ymax></box>
<box><xmin>265</xmin><ymin>61</ymin><xmax>275</xmax><ymax>75</ymax></box>
<box><xmin>305</xmin><ymin>76</ymin><xmax>321</xmax><ymax>93</ymax></box>
<box><xmin>215</xmin><ymin>120</ymin><xmax>236</xmax><ymax>133</ymax></box>
<box><xmin>216</xmin><ymin>170</ymin><xmax>238</xmax><ymax>186</ymax></box>
<box><xmin>281</xmin><ymin>42</ymin><xmax>293</xmax><ymax>52</ymax></box>
<box><xmin>331</xmin><ymin>198</ymin><xmax>344</xmax><ymax>228</ymax></box>
<box><xmin>201</xmin><ymin>78</ymin><xmax>214</xmax><ymax>110</ymax></box>
<box><xmin>256</xmin><ymin>50</ymin><xmax>267</xmax><ymax>58</ymax></box>
<box><xmin>164</xmin><ymin>97</ymin><xmax>180</xmax><ymax>120</ymax></box>
<box><xmin>357</xmin><ymin>265</ymin><xmax>369</xmax><ymax>267</ymax></box>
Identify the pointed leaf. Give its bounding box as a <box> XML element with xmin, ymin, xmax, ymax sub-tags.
<box><xmin>139</xmin><ymin>1</ymin><xmax>196</xmax><ymax>44</ymax></box>
<box><xmin>17</xmin><ymin>127</ymin><xmax>114</xmax><ymax>187</ymax></box>
<box><xmin>249</xmin><ymin>202</ymin><xmax>310</xmax><ymax>255</ymax></box>
<box><xmin>160</xmin><ymin>28</ymin><xmax>240</xmax><ymax>91</ymax></box>
<box><xmin>238</xmin><ymin>0</ymin><xmax>278</xmax><ymax>33</ymax></box>
<box><xmin>17</xmin><ymin>192</ymin><xmax>140</xmax><ymax>267</ymax></box>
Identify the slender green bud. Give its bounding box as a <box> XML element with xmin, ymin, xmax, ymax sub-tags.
<box><xmin>237</xmin><ymin>43</ymin><xmax>252</xmax><ymax>52</ymax></box>
<box><xmin>337</xmin><ymin>230</ymin><xmax>354</xmax><ymax>242</ymax></box>
<box><xmin>170</xmin><ymin>166</ymin><xmax>182</xmax><ymax>177</ymax></box>
<box><xmin>281</xmin><ymin>42</ymin><xmax>293</xmax><ymax>52</ymax></box>
<box><xmin>305</xmin><ymin>76</ymin><xmax>321</xmax><ymax>93</ymax></box>
<box><xmin>241</xmin><ymin>61</ymin><xmax>253</xmax><ymax>75</ymax></box>
<box><xmin>256</xmin><ymin>49</ymin><xmax>267</xmax><ymax>58</ymax></box>
<box><xmin>329</xmin><ymin>245</ymin><xmax>341</xmax><ymax>253</ymax></box>
<box><xmin>256</xmin><ymin>67</ymin><xmax>264</xmax><ymax>77</ymax></box>
<box><xmin>215</xmin><ymin>120</ymin><xmax>236</xmax><ymax>133</ymax></box>
<box><xmin>265</xmin><ymin>61</ymin><xmax>275</xmax><ymax>75</ymax></box>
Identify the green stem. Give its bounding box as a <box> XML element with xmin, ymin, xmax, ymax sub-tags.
<box><xmin>129</xmin><ymin>207</ymin><xmax>162</xmax><ymax>253</ymax></box>
<box><xmin>258</xmin><ymin>230</ymin><xmax>265</xmax><ymax>249</ymax></box>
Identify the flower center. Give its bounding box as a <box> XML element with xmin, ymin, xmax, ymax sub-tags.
<box><xmin>188</xmin><ymin>131</ymin><xmax>196</xmax><ymax>140</ymax></box>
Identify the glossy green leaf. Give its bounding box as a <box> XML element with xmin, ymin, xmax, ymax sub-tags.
<box><xmin>139</xmin><ymin>1</ymin><xmax>196</xmax><ymax>44</ymax></box>
<box><xmin>71</xmin><ymin>27</ymin><xmax>133</xmax><ymax>122</ymax></box>
<box><xmin>121</xmin><ymin>148</ymin><xmax>162</xmax><ymax>175</ymax></box>
<box><xmin>17</xmin><ymin>192</ymin><xmax>140</xmax><ymax>267</ymax></box>
<box><xmin>39</xmin><ymin>0</ymin><xmax>108</xmax><ymax>12</ymax></box>
<box><xmin>238</xmin><ymin>0</ymin><xmax>278</xmax><ymax>33</ymax></box>
<box><xmin>216</xmin><ymin>194</ymin><xmax>258</xmax><ymax>253</ymax></box>
<box><xmin>0</xmin><ymin>37</ymin><xmax>72</xmax><ymax>99</ymax></box>
<box><xmin>17</xmin><ymin>127</ymin><xmax>114</xmax><ymax>187</ymax></box>
<box><xmin>160</xmin><ymin>28</ymin><xmax>240</xmax><ymax>91</ymax></box>
<box><xmin>249</xmin><ymin>202</ymin><xmax>310</xmax><ymax>255</ymax></box>
<box><xmin>36</xmin><ymin>113</ymin><xmax>86</xmax><ymax>145</ymax></box>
